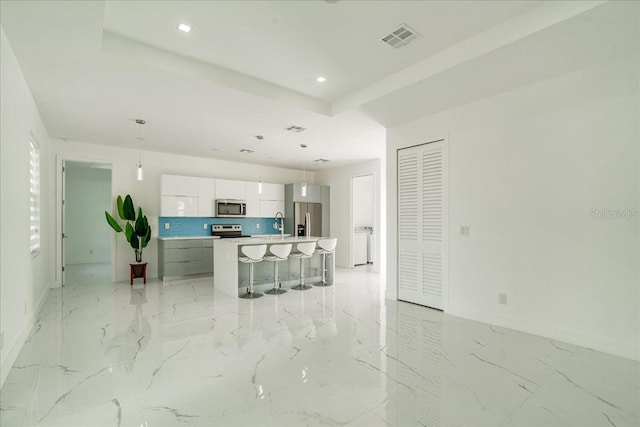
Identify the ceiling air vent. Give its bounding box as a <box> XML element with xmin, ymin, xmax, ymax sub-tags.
<box><xmin>381</xmin><ymin>24</ymin><xmax>420</xmax><ymax>49</ymax></box>
<box><xmin>285</xmin><ymin>125</ymin><xmax>307</xmax><ymax>133</ymax></box>
<box><xmin>239</xmin><ymin>148</ymin><xmax>254</xmax><ymax>154</ymax></box>
<box><xmin>314</xmin><ymin>159</ymin><xmax>330</xmax><ymax>164</ymax></box>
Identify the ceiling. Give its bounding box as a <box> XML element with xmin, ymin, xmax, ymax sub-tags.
<box><xmin>1</xmin><ymin>1</ymin><xmax>638</xmax><ymax>170</ymax></box>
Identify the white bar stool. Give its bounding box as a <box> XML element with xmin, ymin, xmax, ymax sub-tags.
<box><xmin>313</xmin><ymin>238</ymin><xmax>337</xmax><ymax>287</ymax></box>
<box><xmin>239</xmin><ymin>244</ymin><xmax>267</xmax><ymax>299</ymax></box>
<box><xmin>264</xmin><ymin>243</ymin><xmax>293</xmax><ymax>295</ymax></box>
<box><xmin>290</xmin><ymin>241</ymin><xmax>317</xmax><ymax>291</ymax></box>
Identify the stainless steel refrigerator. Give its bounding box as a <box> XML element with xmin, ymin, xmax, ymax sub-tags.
<box><xmin>294</xmin><ymin>202</ymin><xmax>322</xmax><ymax>237</ymax></box>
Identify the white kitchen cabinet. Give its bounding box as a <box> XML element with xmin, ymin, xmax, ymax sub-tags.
<box><xmin>198</xmin><ymin>177</ymin><xmax>216</xmax><ymax>217</ymax></box>
<box><xmin>161</xmin><ymin>196</ymin><xmax>199</xmax><ymax>217</ymax></box>
<box><xmin>245</xmin><ymin>181</ymin><xmax>260</xmax><ymax>217</ymax></box>
<box><xmin>259</xmin><ymin>200</ymin><xmax>285</xmax><ymax>218</ymax></box>
<box><xmin>260</xmin><ymin>183</ymin><xmax>285</xmax><ymax>201</ymax></box>
<box><xmin>161</xmin><ymin>174</ymin><xmax>199</xmax><ymax>197</ymax></box>
<box><xmin>215</xmin><ymin>179</ymin><xmax>246</xmax><ymax>200</ymax></box>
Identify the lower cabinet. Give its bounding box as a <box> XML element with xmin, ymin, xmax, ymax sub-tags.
<box><xmin>202</xmin><ymin>242</ymin><xmax>213</xmax><ymax>274</ymax></box>
<box><xmin>159</xmin><ymin>239</ymin><xmax>214</xmax><ymax>279</ymax></box>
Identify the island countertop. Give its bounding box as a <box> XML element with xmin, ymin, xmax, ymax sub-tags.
<box><xmin>157</xmin><ymin>236</ymin><xmax>221</xmax><ymax>241</ymax></box>
<box><xmin>219</xmin><ymin>235</ymin><xmax>325</xmax><ymax>245</ymax></box>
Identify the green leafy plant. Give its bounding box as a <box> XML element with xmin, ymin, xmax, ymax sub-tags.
<box><xmin>105</xmin><ymin>195</ymin><xmax>151</xmax><ymax>263</ymax></box>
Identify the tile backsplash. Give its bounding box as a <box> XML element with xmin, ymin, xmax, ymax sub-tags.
<box><xmin>158</xmin><ymin>217</ymin><xmax>280</xmax><ymax>237</ymax></box>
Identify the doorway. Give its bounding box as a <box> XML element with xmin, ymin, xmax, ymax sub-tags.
<box><xmin>351</xmin><ymin>174</ymin><xmax>375</xmax><ymax>268</ymax></box>
<box><xmin>62</xmin><ymin>161</ymin><xmax>112</xmax><ymax>286</ymax></box>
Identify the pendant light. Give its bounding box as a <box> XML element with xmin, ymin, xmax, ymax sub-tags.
<box><xmin>301</xmin><ymin>162</ymin><xmax>307</xmax><ymax>197</ymax></box>
<box><xmin>258</xmin><ymin>176</ymin><xmax>263</xmax><ymax>194</ymax></box>
<box><xmin>135</xmin><ymin>119</ymin><xmax>145</xmax><ymax>181</ymax></box>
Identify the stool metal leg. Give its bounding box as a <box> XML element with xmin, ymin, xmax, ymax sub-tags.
<box><xmin>240</xmin><ymin>262</ymin><xmax>263</xmax><ymax>299</ymax></box>
<box><xmin>313</xmin><ymin>252</ymin><xmax>332</xmax><ymax>287</ymax></box>
<box><xmin>292</xmin><ymin>257</ymin><xmax>312</xmax><ymax>290</ymax></box>
<box><xmin>265</xmin><ymin>260</ymin><xmax>287</xmax><ymax>295</ymax></box>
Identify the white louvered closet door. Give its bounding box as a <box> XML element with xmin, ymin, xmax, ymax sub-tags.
<box><xmin>397</xmin><ymin>140</ymin><xmax>448</xmax><ymax>310</ymax></box>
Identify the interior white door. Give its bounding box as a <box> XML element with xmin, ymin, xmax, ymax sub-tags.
<box><xmin>397</xmin><ymin>140</ymin><xmax>447</xmax><ymax>310</ymax></box>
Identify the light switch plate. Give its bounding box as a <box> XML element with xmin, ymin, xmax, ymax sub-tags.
<box><xmin>164</xmin><ymin>223</ymin><xmax>170</xmax><ymax>230</ymax></box>
<box><xmin>203</xmin><ymin>223</ymin><xmax>208</xmax><ymax>229</ymax></box>
<box><xmin>256</xmin><ymin>223</ymin><xmax>261</xmax><ymax>229</ymax></box>
<box><xmin>499</xmin><ymin>293</ymin><xmax>507</xmax><ymax>305</ymax></box>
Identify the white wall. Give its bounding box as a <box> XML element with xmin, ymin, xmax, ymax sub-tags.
<box><xmin>0</xmin><ymin>27</ymin><xmax>53</xmax><ymax>386</ymax></box>
<box><xmin>64</xmin><ymin>163</ymin><xmax>111</xmax><ymax>264</ymax></box>
<box><xmin>386</xmin><ymin>54</ymin><xmax>639</xmax><ymax>360</ymax></box>
<box><xmin>353</xmin><ymin>176</ymin><xmax>375</xmax><ymax>228</ymax></box>
<box><xmin>50</xmin><ymin>140</ymin><xmax>316</xmax><ymax>285</ymax></box>
<box><xmin>316</xmin><ymin>157</ymin><xmax>386</xmax><ymax>274</ymax></box>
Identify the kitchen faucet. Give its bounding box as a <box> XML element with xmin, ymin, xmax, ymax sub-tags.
<box><xmin>275</xmin><ymin>212</ymin><xmax>284</xmax><ymax>239</ymax></box>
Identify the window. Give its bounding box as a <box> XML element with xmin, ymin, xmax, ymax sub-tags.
<box><xmin>29</xmin><ymin>138</ymin><xmax>40</xmax><ymax>253</ymax></box>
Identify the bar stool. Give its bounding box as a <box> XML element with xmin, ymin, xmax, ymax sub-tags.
<box><xmin>239</xmin><ymin>244</ymin><xmax>267</xmax><ymax>299</ymax></box>
<box><xmin>290</xmin><ymin>241</ymin><xmax>317</xmax><ymax>291</ymax></box>
<box><xmin>313</xmin><ymin>238</ymin><xmax>337</xmax><ymax>287</ymax></box>
<box><xmin>264</xmin><ymin>243</ymin><xmax>293</xmax><ymax>295</ymax></box>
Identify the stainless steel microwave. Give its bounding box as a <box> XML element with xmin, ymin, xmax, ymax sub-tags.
<box><xmin>215</xmin><ymin>199</ymin><xmax>246</xmax><ymax>217</ymax></box>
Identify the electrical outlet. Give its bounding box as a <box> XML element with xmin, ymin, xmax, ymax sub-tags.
<box><xmin>164</xmin><ymin>223</ymin><xmax>170</xmax><ymax>230</ymax></box>
<box><xmin>273</xmin><ymin>221</ymin><xmax>278</xmax><ymax>230</ymax></box>
<box><xmin>499</xmin><ymin>293</ymin><xmax>507</xmax><ymax>305</ymax></box>
<box><xmin>256</xmin><ymin>223</ymin><xmax>260</xmax><ymax>229</ymax></box>
<box><xmin>460</xmin><ymin>225</ymin><xmax>471</xmax><ymax>236</ymax></box>
<box><xmin>203</xmin><ymin>223</ymin><xmax>208</xmax><ymax>230</ymax></box>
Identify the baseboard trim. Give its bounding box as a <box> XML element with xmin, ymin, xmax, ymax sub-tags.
<box><xmin>446</xmin><ymin>303</ymin><xmax>640</xmax><ymax>362</ymax></box>
<box><xmin>0</xmin><ymin>286</ymin><xmax>50</xmax><ymax>387</ymax></box>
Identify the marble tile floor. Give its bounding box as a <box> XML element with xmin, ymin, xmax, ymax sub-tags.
<box><xmin>1</xmin><ymin>266</ymin><xmax>638</xmax><ymax>426</ymax></box>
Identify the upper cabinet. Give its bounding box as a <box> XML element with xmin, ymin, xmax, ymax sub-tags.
<box><xmin>159</xmin><ymin>175</ymin><xmax>288</xmax><ymax>218</ymax></box>
<box><xmin>260</xmin><ymin>200</ymin><xmax>285</xmax><ymax>218</ymax></box>
<box><xmin>245</xmin><ymin>181</ymin><xmax>260</xmax><ymax>217</ymax></box>
<box><xmin>215</xmin><ymin>179</ymin><xmax>246</xmax><ymax>200</ymax></box>
<box><xmin>161</xmin><ymin>174</ymin><xmax>200</xmax><ymax>217</ymax></box>
<box><xmin>161</xmin><ymin>174</ymin><xmax>198</xmax><ymax>197</ymax></box>
<box><xmin>290</xmin><ymin>183</ymin><xmax>321</xmax><ymax>203</ymax></box>
<box><xmin>198</xmin><ymin>177</ymin><xmax>216</xmax><ymax>217</ymax></box>
<box><xmin>161</xmin><ymin>196</ymin><xmax>199</xmax><ymax>217</ymax></box>
<box><xmin>260</xmin><ymin>183</ymin><xmax>285</xmax><ymax>201</ymax></box>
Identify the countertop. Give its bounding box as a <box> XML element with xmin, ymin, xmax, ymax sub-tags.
<box><xmin>216</xmin><ymin>236</ymin><xmax>325</xmax><ymax>245</ymax></box>
<box><xmin>157</xmin><ymin>236</ymin><xmax>221</xmax><ymax>241</ymax></box>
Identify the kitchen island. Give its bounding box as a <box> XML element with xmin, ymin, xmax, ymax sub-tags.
<box><xmin>214</xmin><ymin>236</ymin><xmax>334</xmax><ymax>297</ymax></box>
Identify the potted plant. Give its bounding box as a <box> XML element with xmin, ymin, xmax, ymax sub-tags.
<box><xmin>105</xmin><ymin>195</ymin><xmax>152</xmax><ymax>284</ymax></box>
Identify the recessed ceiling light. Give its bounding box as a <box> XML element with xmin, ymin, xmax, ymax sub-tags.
<box><xmin>316</xmin><ymin>76</ymin><xmax>327</xmax><ymax>83</ymax></box>
<box><xmin>285</xmin><ymin>125</ymin><xmax>306</xmax><ymax>133</ymax></box>
<box><xmin>178</xmin><ymin>23</ymin><xmax>192</xmax><ymax>33</ymax></box>
<box><xmin>313</xmin><ymin>159</ymin><xmax>330</xmax><ymax>163</ymax></box>
<box><xmin>240</xmin><ymin>148</ymin><xmax>254</xmax><ymax>154</ymax></box>
<box><xmin>300</xmin><ymin>144</ymin><xmax>308</xmax><ymax>148</ymax></box>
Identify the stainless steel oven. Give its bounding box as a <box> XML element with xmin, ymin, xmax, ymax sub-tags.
<box><xmin>215</xmin><ymin>199</ymin><xmax>246</xmax><ymax>217</ymax></box>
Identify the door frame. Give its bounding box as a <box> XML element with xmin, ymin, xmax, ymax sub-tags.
<box><xmin>350</xmin><ymin>173</ymin><xmax>376</xmax><ymax>269</ymax></box>
<box><xmin>55</xmin><ymin>155</ymin><xmax>114</xmax><ymax>287</ymax></box>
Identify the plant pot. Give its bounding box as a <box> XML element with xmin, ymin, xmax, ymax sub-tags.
<box><xmin>130</xmin><ymin>262</ymin><xmax>148</xmax><ymax>285</ymax></box>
